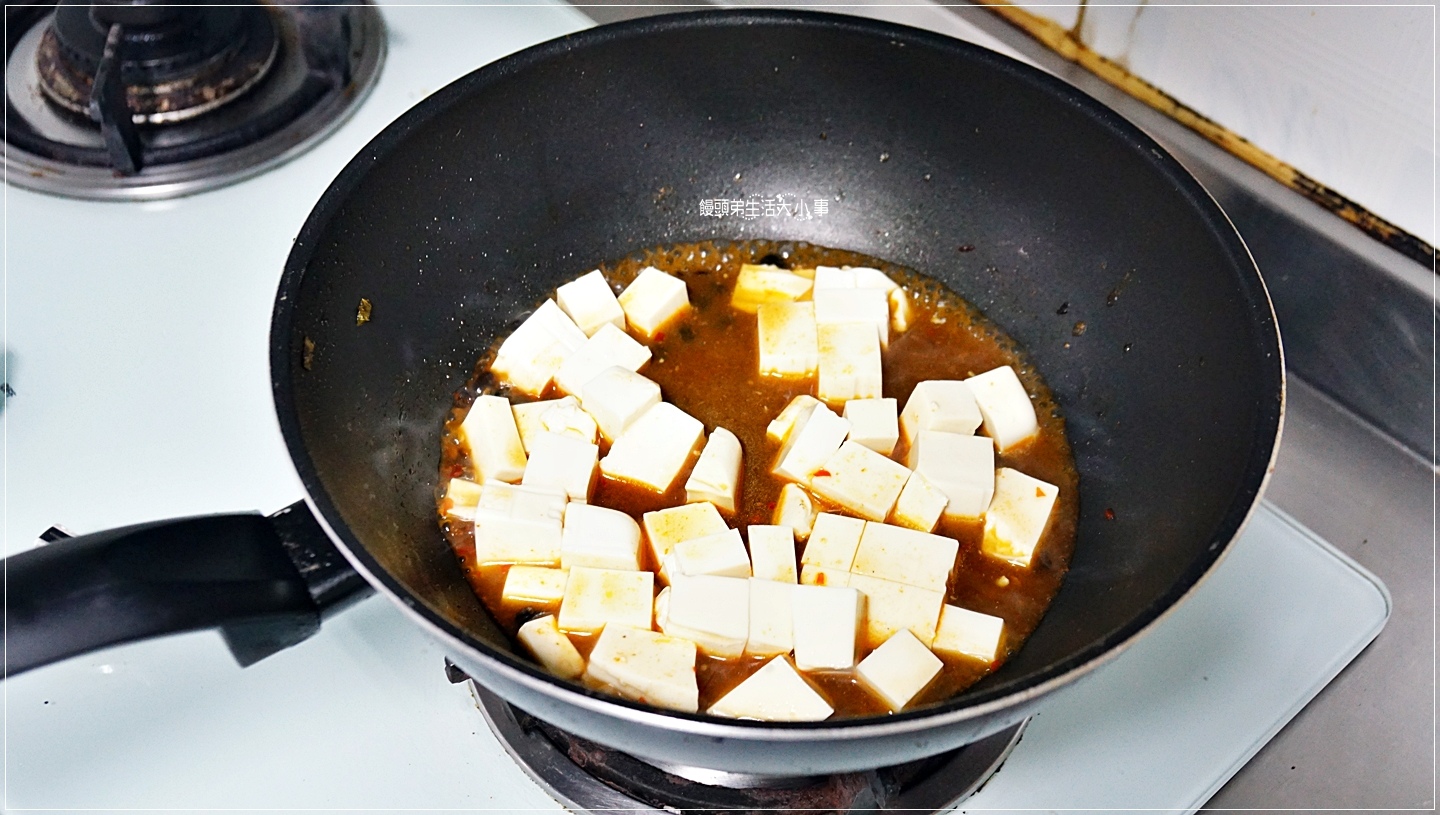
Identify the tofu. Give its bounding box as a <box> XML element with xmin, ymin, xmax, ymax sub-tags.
<box><xmin>847</xmin><ymin>573</ymin><xmax>945</xmax><ymax>649</ymax></box>
<box><xmin>473</xmin><ymin>482</ymin><xmax>567</xmax><ymax>566</ymax></box>
<box><xmin>905</xmin><ymin>430</ymin><xmax>996</xmax><ymax>519</ymax></box>
<box><xmin>560</xmin><ymin>502</ymin><xmax>643</xmax><ymax>572</ymax></box>
<box><xmin>459</xmin><ymin>394</ymin><xmax>527</xmax><ymax>484</ymax></box>
<box><xmin>747</xmin><ymin>525</ymin><xmax>798</xmax><ymax>583</ymax></box>
<box><xmin>791</xmin><ymin>583</ymin><xmax>865</xmax><ymax>671</ymax></box>
<box><xmin>443</xmin><ymin>477</ymin><xmax>484</xmax><ymax>520</ymax></box>
<box><xmin>981</xmin><ymin>467</ymin><xmax>1060</xmax><ymax>568</ymax></box>
<box><xmin>584</xmin><ymin>624</ymin><xmax>698</xmax><ymax>713</ymax></box>
<box><xmin>660</xmin><ymin>575</ymin><xmax>750</xmax><ymax>657</ymax></box>
<box><xmin>555</xmin><ymin>269</ymin><xmax>626</xmax><ymax>337</ymax></box>
<box><xmin>814</xmin><ymin>265</ymin><xmax>898</xmax><ymax>293</ymax></box>
<box><xmin>746</xmin><ymin>579</ymin><xmax>796</xmax><ymax>656</ymax></box>
<box><xmin>707</xmin><ymin>656</ymin><xmax>833</xmax><ymax>721</ymax></box>
<box><xmin>899</xmin><ymin>380</ymin><xmax>983</xmax><ymax>449</ymax></box>
<box><xmin>965</xmin><ymin>365</ymin><xmax>1040</xmax><ymax>452</ymax></box>
<box><xmin>756</xmin><ymin>301</ymin><xmax>819</xmax><ymax>378</ymax></box>
<box><xmin>855</xmin><ymin>629</ymin><xmax>943</xmax><ymax>711</ymax></box>
<box><xmin>889</xmin><ymin>470</ymin><xmax>950</xmax><ymax>533</ymax></box>
<box><xmin>851</xmin><ymin>521</ymin><xmax>959</xmax><ymax>593</ymax></box>
<box><xmin>799</xmin><ymin>564</ymin><xmax>851</xmax><ymax>588</ymax></box>
<box><xmin>673</xmin><ymin>528</ymin><xmax>751</xmax><ymax>578</ymax></box>
<box><xmin>889</xmin><ymin>289</ymin><xmax>913</xmax><ymax>335</ymax></box>
<box><xmin>579</xmin><ymin>366</ymin><xmax>662</xmax><ymax>441</ymax></box>
<box><xmin>932</xmin><ymin>604</ymin><xmax>1006</xmax><ymax>662</ymax></box>
<box><xmin>799</xmin><ymin>512</ymin><xmax>867</xmax><ymax>571</ymax></box>
<box><xmin>642</xmin><ymin>502</ymin><xmax>729</xmax><ymax>581</ymax></box>
<box><xmin>491</xmin><ymin>299</ymin><xmax>589</xmax><ymax>395</ymax></box>
<box><xmin>600</xmin><ymin>402</ymin><xmax>705</xmax><ymax>493</ymax></box>
<box><xmin>731</xmin><ymin>263</ymin><xmax>813</xmax><ymax>313</ymax></box>
<box><xmin>521</xmin><ymin>431</ymin><xmax>599</xmax><ymax>501</ymax></box>
<box><xmin>512</xmin><ymin>396</ymin><xmax>598</xmax><ymax>452</ymax></box>
<box><xmin>684</xmin><ymin>427</ymin><xmax>743</xmax><ymax>513</ymax></box>
<box><xmin>553</xmin><ymin>322</ymin><xmax>653</xmax><ymax>396</ymax></box>
<box><xmin>765</xmin><ymin>394</ymin><xmax>822</xmax><ymax>444</ymax></box>
<box><xmin>557</xmin><ymin>566</ymin><xmax>654</xmax><ymax>633</ymax></box>
<box><xmin>809</xmin><ymin>440</ymin><xmax>912</xmax><ymax>522</ymax></box>
<box><xmin>843</xmin><ymin>398</ymin><xmax>899</xmax><ymax>455</ymax></box>
<box><xmin>816</xmin><ymin>321</ymin><xmax>883</xmax><ymax>404</ymax></box>
<box><xmin>516</xmin><ymin>615</ymin><xmax>586</xmax><ymax>680</ymax></box>
<box><xmin>814</xmin><ymin>287</ymin><xmax>890</xmax><ymax>349</ymax></box>
<box><xmin>617</xmin><ymin>266</ymin><xmax>690</xmax><ymax>341</ymax></box>
<box><xmin>501</xmin><ymin>565</ymin><xmax>569</xmax><ymax>604</ymax></box>
<box><xmin>772</xmin><ymin>483</ymin><xmax>818</xmax><ymax>541</ymax></box>
<box><xmin>772</xmin><ymin>402</ymin><xmax>850</xmax><ymax>484</ymax></box>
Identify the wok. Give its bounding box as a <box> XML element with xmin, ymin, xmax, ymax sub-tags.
<box><xmin>4</xmin><ymin>10</ymin><xmax>1283</xmax><ymax>774</ymax></box>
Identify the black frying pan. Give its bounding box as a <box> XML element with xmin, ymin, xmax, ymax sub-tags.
<box><xmin>4</xmin><ymin>10</ymin><xmax>1282</xmax><ymax>774</ymax></box>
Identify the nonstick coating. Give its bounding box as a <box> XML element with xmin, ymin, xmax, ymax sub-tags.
<box><xmin>272</xmin><ymin>11</ymin><xmax>1282</xmax><ymax>771</ymax></box>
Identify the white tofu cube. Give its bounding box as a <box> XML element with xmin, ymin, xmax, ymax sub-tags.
<box><xmin>766</xmin><ymin>395</ymin><xmax>822</xmax><ymax>444</ymax></box>
<box><xmin>553</xmin><ymin>323</ymin><xmax>653</xmax><ymax>396</ymax></box>
<box><xmin>673</xmin><ymin>528</ymin><xmax>751</xmax><ymax>578</ymax></box>
<box><xmin>756</xmin><ymin>301</ymin><xmax>819</xmax><ymax>379</ymax></box>
<box><xmin>707</xmin><ymin>656</ymin><xmax>833</xmax><ymax>721</ymax></box>
<box><xmin>791</xmin><ymin>584</ymin><xmax>865</xmax><ymax>671</ymax></box>
<box><xmin>512</xmin><ymin>396</ymin><xmax>598</xmax><ymax>453</ymax></box>
<box><xmin>851</xmin><ymin>521</ymin><xmax>959</xmax><ymax>593</ymax></box>
<box><xmin>584</xmin><ymin>625</ymin><xmax>698</xmax><ymax>713</ymax></box>
<box><xmin>459</xmin><ymin>395</ymin><xmax>527</xmax><ymax>483</ymax></box>
<box><xmin>899</xmin><ymin>380</ymin><xmax>983</xmax><ymax>450</ymax></box>
<box><xmin>965</xmin><ymin>366</ymin><xmax>1040</xmax><ymax>452</ymax></box>
<box><xmin>580</xmin><ymin>367</ymin><xmax>662</xmax><ymax>442</ymax></box>
<box><xmin>906</xmin><ymin>430</ymin><xmax>995</xmax><ymax>519</ymax></box>
<box><xmin>772</xmin><ymin>483</ymin><xmax>818</xmax><ymax>541</ymax></box>
<box><xmin>799</xmin><ymin>564</ymin><xmax>851</xmax><ymax>588</ymax></box>
<box><xmin>473</xmin><ymin>482</ymin><xmax>567</xmax><ymax>566</ymax></box>
<box><xmin>521</xmin><ymin>431</ymin><xmax>599</xmax><ymax>501</ymax></box>
<box><xmin>843</xmin><ymin>398</ymin><xmax>899</xmax><ymax>455</ymax></box>
<box><xmin>731</xmin><ymin>263</ymin><xmax>813</xmax><ymax>313</ymax></box>
<box><xmin>684</xmin><ymin>427</ymin><xmax>743</xmax><ymax>513</ymax></box>
<box><xmin>491</xmin><ymin>299</ymin><xmax>589</xmax><ymax>396</ymax></box>
<box><xmin>932</xmin><ymin>604</ymin><xmax>1006</xmax><ymax>662</ymax></box>
<box><xmin>617</xmin><ymin>266</ymin><xmax>690</xmax><ymax>340</ymax></box>
<box><xmin>641</xmin><ymin>502</ymin><xmax>729</xmax><ymax>581</ymax></box>
<box><xmin>747</xmin><ymin>525</ymin><xmax>797</xmax><ymax>583</ymax></box>
<box><xmin>816</xmin><ymin>322</ymin><xmax>883</xmax><ymax>404</ymax></box>
<box><xmin>981</xmin><ymin>468</ymin><xmax>1060</xmax><ymax>568</ymax></box>
<box><xmin>600</xmin><ymin>402</ymin><xmax>705</xmax><ymax>493</ymax></box>
<box><xmin>661</xmin><ymin>575</ymin><xmax>750</xmax><ymax>657</ymax></box>
<box><xmin>889</xmin><ymin>289</ymin><xmax>913</xmax><ymax>335</ymax></box>
<box><xmin>847</xmin><ymin>573</ymin><xmax>945</xmax><ymax>649</ymax></box>
<box><xmin>772</xmin><ymin>402</ymin><xmax>850</xmax><ymax>484</ymax></box>
<box><xmin>855</xmin><ymin>629</ymin><xmax>943</xmax><ymax>711</ymax></box>
<box><xmin>814</xmin><ymin>287</ymin><xmax>890</xmax><ymax>349</ymax></box>
<box><xmin>809</xmin><ymin>440</ymin><xmax>912</xmax><ymax>522</ymax></box>
<box><xmin>517</xmin><ymin>615</ymin><xmax>585</xmax><ymax>680</ymax></box>
<box><xmin>556</xmin><ymin>269</ymin><xmax>626</xmax><ymax>337</ymax></box>
<box><xmin>560</xmin><ymin>502</ymin><xmax>643</xmax><ymax>572</ymax></box>
<box><xmin>745</xmin><ymin>579</ymin><xmax>796</xmax><ymax>656</ymax></box>
<box><xmin>799</xmin><ymin>512</ymin><xmax>866</xmax><ymax>571</ymax></box>
<box><xmin>501</xmin><ymin>566</ymin><xmax>569</xmax><ymax>604</ymax></box>
<box><xmin>443</xmin><ymin>478</ymin><xmax>484</xmax><ymax>520</ymax></box>
<box><xmin>889</xmin><ymin>470</ymin><xmax>949</xmax><ymax>533</ymax></box>
<box><xmin>557</xmin><ymin>566</ymin><xmax>654</xmax><ymax>633</ymax></box>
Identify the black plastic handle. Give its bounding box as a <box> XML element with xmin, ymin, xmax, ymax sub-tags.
<box><xmin>2</xmin><ymin>502</ymin><xmax>373</xmax><ymax>676</ymax></box>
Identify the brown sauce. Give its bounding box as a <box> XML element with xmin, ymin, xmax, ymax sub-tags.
<box><xmin>438</xmin><ymin>240</ymin><xmax>1080</xmax><ymax>719</ymax></box>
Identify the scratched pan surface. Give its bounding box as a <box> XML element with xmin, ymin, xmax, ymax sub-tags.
<box><xmin>272</xmin><ymin>10</ymin><xmax>1282</xmax><ymax>773</ymax></box>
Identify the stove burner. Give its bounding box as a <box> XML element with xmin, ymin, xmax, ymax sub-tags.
<box><xmin>470</xmin><ymin>681</ymin><xmax>1026</xmax><ymax>814</ymax></box>
<box><xmin>3</xmin><ymin>1</ymin><xmax>383</xmax><ymax>199</ymax></box>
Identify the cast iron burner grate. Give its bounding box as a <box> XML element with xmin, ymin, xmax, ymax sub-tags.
<box><xmin>467</xmin><ymin>680</ymin><xmax>1026</xmax><ymax>814</ymax></box>
<box><xmin>3</xmin><ymin>0</ymin><xmax>383</xmax><ymax>199</ymax></box>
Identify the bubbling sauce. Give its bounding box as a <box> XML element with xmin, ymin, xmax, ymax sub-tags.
<box><xmin>438</xmin><ymin>241</ymin><xmax>1079</xmax><ymax>718</ymax></box>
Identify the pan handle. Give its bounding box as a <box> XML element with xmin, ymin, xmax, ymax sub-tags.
<box><xmin>2</xmin><ymin>502</ymin><xmax>372</xmax><ymax>677</ymax></box>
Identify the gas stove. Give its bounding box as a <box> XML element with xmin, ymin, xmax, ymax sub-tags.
<box><xmin>3</xmin><ymin>3</ymin><xmax>1417</xmax><ymax>811</ymax></box>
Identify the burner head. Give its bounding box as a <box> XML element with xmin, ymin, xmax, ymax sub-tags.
<box><xmin>36</xmin><ymin>0</ymin><xmax>278</xmax><ymax>124</ymax></box>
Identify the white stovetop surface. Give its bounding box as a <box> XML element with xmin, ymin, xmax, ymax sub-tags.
<box><xmin>2</xmin><ymin>4</ymin><xmax>1389</xmax><ymax>812</ymax></box>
